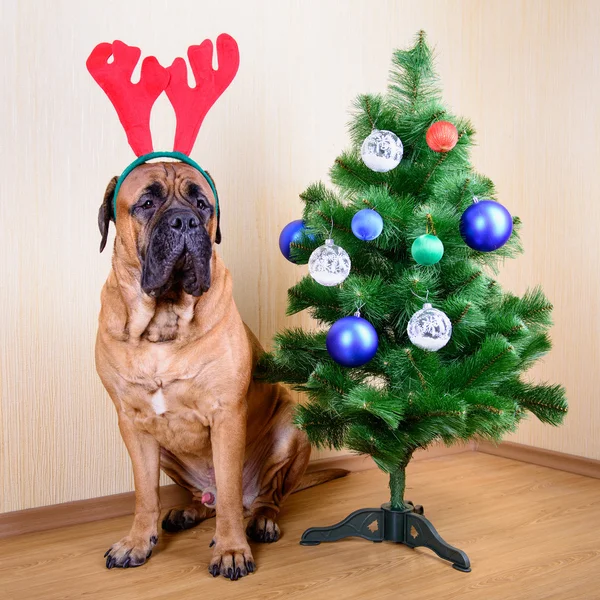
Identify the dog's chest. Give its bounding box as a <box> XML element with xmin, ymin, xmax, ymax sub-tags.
<box><xmin>142</xmin><ymin>303</ymin><xmax>180</xmax><ymax>342</ymax></box>
<box><xmin>149</xmin><ymin>388</ymin><xmax>168</xmax><ymax>415</ymax></box>
<box><xmin>116</xmin><ymin>343</ymin><xmax>217</xmax><ymax>453</ymax></box>
<box><xmin>126</xmin><ymin>384</ymin><xmax>214</xmax><ymax>454</ymax></box>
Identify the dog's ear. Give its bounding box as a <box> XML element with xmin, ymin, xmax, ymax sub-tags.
<box><xmin>205</xmin><ymin>170</ymin><xmax>221</xmax><ymax>244</ymax></box>
<box><xmin>99</xmin><ymin>176</ymin><xmax>118</xmax><ymax>253</ymax></box>
<box><xmin>215</xmin><ymin>209</ymin><xmax>222</xmax><ymax>245</ymax></box>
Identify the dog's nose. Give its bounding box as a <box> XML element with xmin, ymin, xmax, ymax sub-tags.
<box><xmin>168</xmin><ymin>211</ymin><xmax>200</xmax><ymax>232</ymax></box>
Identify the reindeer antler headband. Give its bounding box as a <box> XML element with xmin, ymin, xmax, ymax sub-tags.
<box><xmin>86</xmin><ymin>34</ymin><xmax>240</xmax><ymax>222</ymax></box>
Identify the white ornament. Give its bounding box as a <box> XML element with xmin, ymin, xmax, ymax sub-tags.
<box><xmin>308</xmin><ymin>239</ymin><xmax>351</xmax><ymax>286</ymax></box>
<box><xmin>407</xmin><ymin>303</ymin><xmax>452</xmax><ymax>351</ymax></box>
<box><xmin>361</xmin><ymin>129</ymin><xmax>403</xmax><ymax>173</ymax></box>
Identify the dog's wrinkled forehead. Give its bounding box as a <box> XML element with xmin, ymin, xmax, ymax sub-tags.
<box><xmin>117</xmin><ymin>162</ymin><xmax>217</xmax><ymax>210</ymax></box>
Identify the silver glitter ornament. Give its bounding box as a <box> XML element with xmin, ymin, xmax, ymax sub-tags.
<box><xmin>360</xmin><ymin>129</ymin><xmax>403</xmax><ymax>173</ymax></box>
<box><xmin>407</xmin><ymin>303</ymin><xmax>452</xmax><ymax>351</ymax></box>
<box><xmin>308</xmin><ymin>239</ymin><xmax>351</xmax><ymax>286</ymax></box>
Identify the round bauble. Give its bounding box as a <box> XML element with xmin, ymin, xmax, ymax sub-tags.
<box><xmin>279</xmin><ymin>219</ymin><xmax>308</xmax><ymax>263</ymax></box>
<box><xmin>459</xmin><ymin>199</ymin><xmax>513</xmax><ymax>252</ymax></box>
<box><xmin>407</xmin><ymin>303</ymin><xmax>452</xmax><ymax>352</ymax></box>
<box><xmin>326</xmin><ymin>315</ymin><xmax>379</xmax><ymax>367</ymax></box>
<box><xmin>351</xmin><ymin>209</ymin><xmax>384</xmax><ymax>241</ymax></box>
<box><xmin>426</xmin><ymin>121</ymin><xmax>458</xmax><ymax>153</ymax></box>
<box><xmin>411</xmin><ymin>234</ymin><xmax>444</xmax><ymax>266</ymax></box>
<box><xmin>360</xmin><ymin>129</ymin><xmax>403</xmax><ymax>172</ymax></box>
<box><xmin>308</xmin><ymin>239</ymin><xmax>351</xmax><ymax>286</ymax></box>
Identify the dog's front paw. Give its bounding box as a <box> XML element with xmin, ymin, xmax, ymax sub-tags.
<box><xmin>208</xmin><ymin>543</ymin><xmax>255</xmax><ymax>580</ymax></box>
<box><xmin>104</xmin><ymin>534</ymin><xmax>158</xmax><ymax>569</ymax></box>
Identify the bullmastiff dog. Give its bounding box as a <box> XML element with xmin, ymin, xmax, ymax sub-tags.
<box><xmin>95</xmin><ymin>162</ymin><xmax>344</xmax><ymax>580</ymax></box>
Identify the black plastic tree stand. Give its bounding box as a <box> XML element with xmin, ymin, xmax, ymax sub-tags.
<box><xmin>300</xmin><ymin>501</ymin><xmax>471</xmax><ymax>573</ymax></box>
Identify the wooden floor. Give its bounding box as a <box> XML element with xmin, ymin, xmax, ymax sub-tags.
<box><xmin>2</xmin><ymin>452</ymin><xmax>600</xmax><ymax>600</ymax></box>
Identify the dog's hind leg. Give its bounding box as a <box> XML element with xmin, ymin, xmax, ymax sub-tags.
<box><xmin>246</xmin><ymin>419</ymin><xmax>312</xmax><ymax>544</ymax></box>
<box><xmin>162</xmin><ymin>501</ymin><xmax>215</xmax><ymax>532</ymax></box>
<box><xmin>160</xmin><ymin>448</ymin><xmax>216</xmax><ymax>533</ymax></box>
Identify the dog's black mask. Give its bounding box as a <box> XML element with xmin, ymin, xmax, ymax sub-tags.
<box><xmin>141</xmin><ymin>207</ymin><xmax>213</xmax><ymax>298</ymax></box>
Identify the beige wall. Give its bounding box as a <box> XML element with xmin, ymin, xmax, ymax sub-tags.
<box><xmin>1</xmin><ymin>0</ymin><xmax>598</xmax><ymax>513</ymax></box>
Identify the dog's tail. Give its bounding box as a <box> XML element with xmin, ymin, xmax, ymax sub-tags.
<box><xmin>293</xmin><ymin>468</ymin><xmax>349</xmax><ymax>493</ymax></box>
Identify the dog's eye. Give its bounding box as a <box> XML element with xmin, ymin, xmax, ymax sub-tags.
<box><xmin>142</xmin><ymin>199</ymin><xmax>154</xmax><ymax>209</ymax></box>
<box><xmin>187</xmin><ymin>183</ymin><xmax>210</xmax><ymax>210</ymax></box>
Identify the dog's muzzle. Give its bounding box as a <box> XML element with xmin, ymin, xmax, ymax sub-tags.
<box><xmin>141</xmin><ymin>208</ymin><xmax>212</xmax><ymax>298</ymax></box>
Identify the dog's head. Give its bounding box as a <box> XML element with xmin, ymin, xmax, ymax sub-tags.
<box><xmin>99</xmin><ymin>162</ymin><xmax>221</xmax><ymax>298</ymax></box>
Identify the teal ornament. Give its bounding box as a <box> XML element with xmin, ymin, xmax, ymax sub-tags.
<box><xmin>411</xmin><ymin>234</ymin><xmax>444</xmax><ymax>266</ymax></box>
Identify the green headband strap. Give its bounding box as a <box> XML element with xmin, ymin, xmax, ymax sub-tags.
<box><xmin>112</xmin><ymin>151</ymin><xmax>219</xmax><ymax>221</ymax></box>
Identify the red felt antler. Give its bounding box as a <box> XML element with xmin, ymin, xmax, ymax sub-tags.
<box><xmin>166</xmin><ymin>34</ymin><xmax>240</xmax><ymax>155</ymax></box>
<box><xmin>86</xmin><ymin>41</ymin><xmax>169</xmax><ymax>156</ymax></box>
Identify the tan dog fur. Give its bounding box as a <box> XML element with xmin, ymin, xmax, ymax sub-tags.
<box><xmin>95</xmin><ymin>163</ymin><xmax>341</xmax><ymax>579</ymax></box>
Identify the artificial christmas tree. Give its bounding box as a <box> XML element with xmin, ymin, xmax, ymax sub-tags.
<box><xmin>261</xmin><ymin>31</ymin><xmax>567</xmax><ymax>571</ymax></box>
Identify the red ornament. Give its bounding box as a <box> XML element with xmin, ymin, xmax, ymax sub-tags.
<box><xmin>426</xmin><ymin>121</ymin><xmax>458</xmax><ymax>153</ymax></box>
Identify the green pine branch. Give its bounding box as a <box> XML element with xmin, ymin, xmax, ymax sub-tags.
<box><xmin>504</xmin><ymin>379</ymin><xmax>568</xmax><ymax>425</ymax></box>
<box><xmin>388</xmin><ymin>30</ymin><xmax>440</xmax><ymax>110</ymax></box>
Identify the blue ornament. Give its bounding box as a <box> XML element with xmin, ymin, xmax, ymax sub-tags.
<box><xmin>279</xmin><ymin>219</ymin><xmax>307</xmax><ymax>263</ymax></box>
<box><xmin>326</xmin><ymin>315</ymin><xmax>379</xmax><ymax>367</ymax></box>
<box><xmin>459</xmin><ymin>199</ymin><xmax>513</xmax><ymax>252</ymax></box>
<box><xmin>351</xmin><ymin>209</ymin><xmax>384</xmax><ymax>241</ymax></box>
